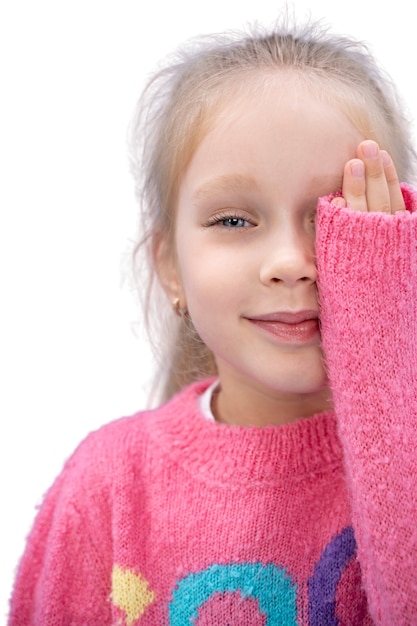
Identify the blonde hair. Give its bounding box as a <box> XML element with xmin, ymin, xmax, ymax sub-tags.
<box><xmin>129</xmin><ymin>16</ymin><xmax>416</xmax><ymax>403</ymax></box>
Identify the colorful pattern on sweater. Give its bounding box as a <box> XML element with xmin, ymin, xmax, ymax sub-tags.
<box><xmin>111</xmin><ymin>526</ymin><xmax>367</xmax><ymax>625</ymax></box>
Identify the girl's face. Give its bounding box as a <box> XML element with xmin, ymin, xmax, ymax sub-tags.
<box><xmin>163</xmin><ymin>78</ymin><xmax>364</xmax><ymax>426</ymax></box>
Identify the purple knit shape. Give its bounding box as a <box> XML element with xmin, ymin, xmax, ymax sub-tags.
<box><xmin>308</xmin><ymin>526</ymin><xmax>356</xmax><ymax>625</ymax></box>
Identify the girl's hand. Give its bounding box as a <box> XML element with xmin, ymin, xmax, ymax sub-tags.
<box><xmin>332</xmin><ymin>140</ymin><xmax>405</xmax><ymax>214</ymax></box>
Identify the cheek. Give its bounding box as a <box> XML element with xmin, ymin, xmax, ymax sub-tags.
<box><xmin>181</xmin><ymin>263</ymin><xmax>233</xmax><ymax>309</ymax></box>
<box><xmin>174</xmin><ymin>227</ymin><xmax>255</xmax><ymax>322</ymax></box>
<box><xmin>176</xmin><ymin>236</ymin><xmax>230</xmax><ymax>296</ymax></box>
<box><xmin>177</xmin><ymin>254</ymin><xmax>239</xmax><ymax>330</ymax></box>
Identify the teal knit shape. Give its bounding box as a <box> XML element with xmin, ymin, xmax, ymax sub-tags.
<box><xmin>168</xmin><ymin>562</ymin><xmax>297</xmax><ymax>624</ymax></box>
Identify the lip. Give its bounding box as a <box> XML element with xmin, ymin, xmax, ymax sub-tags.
<box><xmin>247</xmin><ymin>310</ymin><xmax>319</xmax><ymax>324</ymax></box>
<box><xmin>246</xmin><ymin>310</ymin><xmax>320</xmax><ymax>344</ymax></box>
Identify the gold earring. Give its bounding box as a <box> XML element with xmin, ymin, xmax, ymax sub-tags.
<box><xmin>172</xmin><ymin>297</ymin><xmax>188</xmax><ymax>318</ymax></box>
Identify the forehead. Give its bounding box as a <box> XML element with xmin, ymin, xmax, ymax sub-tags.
<box><xmin>198</xmin><ymin>70</ymin><xmax>363</xmax><ymax>138</ymax></box>
<box><xmin>178</xmin><ymin>76</ymin><xmax>363</xmax><ymax>202</ymax></box>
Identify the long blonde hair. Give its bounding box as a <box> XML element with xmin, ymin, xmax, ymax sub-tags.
<box><xmin>129</xmin><ymin>16</ymin><xmax>416</xmax><ymax>403</ymax></box>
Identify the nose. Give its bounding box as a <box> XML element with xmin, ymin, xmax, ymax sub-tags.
<box><xmin>259</xmin><ymin>228</ymin><xmax>317</xmax><ymax>287</ymax></box>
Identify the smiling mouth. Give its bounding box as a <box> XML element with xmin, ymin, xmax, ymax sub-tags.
<box><xmin>246</xmin><ymin>311</ymin><xmax>320</xmax><ymax>343</ymax></box>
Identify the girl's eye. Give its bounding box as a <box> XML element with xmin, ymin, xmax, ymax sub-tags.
<box><xmin>222</xmin><ymin>217</ymin><xmax>250</xmax><ymax>228</ymax></box>
<box><xmin>204</xmin><ymin>213</ymin><xmax>254</xmax><ymax>229</ymax></box>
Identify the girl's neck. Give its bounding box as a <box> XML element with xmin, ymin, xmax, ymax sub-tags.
<box><xmin>212</xmin><ymin>383</ymin><xmax>333</xmax><ymax>427</ymax></box>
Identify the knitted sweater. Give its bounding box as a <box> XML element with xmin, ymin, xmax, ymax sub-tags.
<box><xmin>9</xmin><ymin>186</ymin><xmax>417</xmax><ymax>625</ymax></box>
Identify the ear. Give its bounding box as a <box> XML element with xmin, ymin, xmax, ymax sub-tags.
<box><xmin>153</xmin><ymin>230</ymin><xmax>185</xmax><ymax>305</ymax></box>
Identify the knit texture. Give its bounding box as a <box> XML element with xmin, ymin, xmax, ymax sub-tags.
<box><xmin>316</xmin><ymin>183</ymin><xmax>417</xmax><ymax>624</ymax></box>
<box><xmin>8</xmin><ymin>185</ymin><xmax>417</xmax><ymax>625</ymax></box>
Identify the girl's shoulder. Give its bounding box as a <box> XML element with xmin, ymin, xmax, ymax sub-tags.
<box><xmin>88</xmin><ymin>377</ymin><xmax>212</xmax><ymax>442</ymax></box>
<box><xmin>61</xmin><ymin>378</ymin><xmax>213</xmax><ymax>479</ymax></box>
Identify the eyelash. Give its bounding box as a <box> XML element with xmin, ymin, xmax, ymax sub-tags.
<box><xmin>203</xmin><ymin>212</ymin><xmax>255</xmax><ymax>229</ymax></box>
<box><xmin>202</xmin><ymin>209</ymin><xmax>317</xmax><ymax>230</ymax></box>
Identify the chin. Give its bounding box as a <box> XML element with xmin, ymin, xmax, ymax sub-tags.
<box><xmin>271</xmin><ymin>371</ymin><xmax>329</xmax><ymax>397</ymax></box>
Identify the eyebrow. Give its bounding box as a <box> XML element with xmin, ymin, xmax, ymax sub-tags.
<box><xmin>191</xmin><ymin>174</ymin><xmax>259</xmax><ymax>205</ymax></box>
<box><xmin>190</xmin><ymin>172</ymin><xmax>343</xmax><ymax>208</ymax></box>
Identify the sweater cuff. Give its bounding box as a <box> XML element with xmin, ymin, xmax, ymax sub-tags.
<box><xmin>316</xmin><ymin>183</ymin><xmax>417</xmax><ymax>290</ymax></box>
<box><xmin>316</xmin><ymin>183</ymin><xmax>417</xmax><ymax>403</ymax></box>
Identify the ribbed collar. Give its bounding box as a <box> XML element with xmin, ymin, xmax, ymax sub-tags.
<box><xmin>148</xmin><ymin>379</ymin><xmax>343</xmax><ymax>488</ymax></box>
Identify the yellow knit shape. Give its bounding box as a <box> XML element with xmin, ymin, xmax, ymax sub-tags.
<box><xmin>111</xmin><ymin>565</ymin><xmax>156</xmax><ymax>625</ymax></box>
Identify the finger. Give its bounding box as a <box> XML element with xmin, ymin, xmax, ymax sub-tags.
<box><xmin>380</xmin><ymin>150</ymin><xmax>405</xmax><ymax>213</ymax></box>
<box><xmin>357</xmin><ymin>140</ymin><xmax>391</xmax><ymax>213</ymax></box>
<box><xmin>331</xmin><ymin>196</ymin><xmax>347</xmax><ymax>208</ymax></box>
<box><xmin>342</xmin><ymin>159</ymin><xmax>367</xmax><ymax>212</ymax></box>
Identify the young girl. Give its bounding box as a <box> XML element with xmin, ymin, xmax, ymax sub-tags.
<box><xmin>9</xmin><ymin>17</ymin><xmax>417</xmax><ymax>626</ymax></box>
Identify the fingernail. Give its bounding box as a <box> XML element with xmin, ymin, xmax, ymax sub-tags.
<box><xmin>351</xmin><ymin>160</ymin><xmax>365</xmax><ymax>178</ymax></box>
<box><xmin>362</xmin><ymin>141</ymin><xmax>379</xmax><ymax>159</ymax></box>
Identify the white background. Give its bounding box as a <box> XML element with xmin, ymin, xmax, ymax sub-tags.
<box><xmin>1</xmin><ymin>1</ymin><xmax>416</xmax><ymax>620</ymax></box>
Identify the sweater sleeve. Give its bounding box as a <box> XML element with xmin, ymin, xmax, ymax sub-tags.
<box><xmin>316</xmin><ymin>184</ymin><xmax>417</xmax><ymax>625</ymax></box>
<box><xmin>8</xmin><ymin>436</ymin><xmax>114</xmax><ymax>626</ymax></box>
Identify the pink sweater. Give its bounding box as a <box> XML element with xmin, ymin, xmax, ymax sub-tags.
<box><xmin>9</xmin><ymin>186</ymin><xmax>417</xmax><ymax>625</ymax></box>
